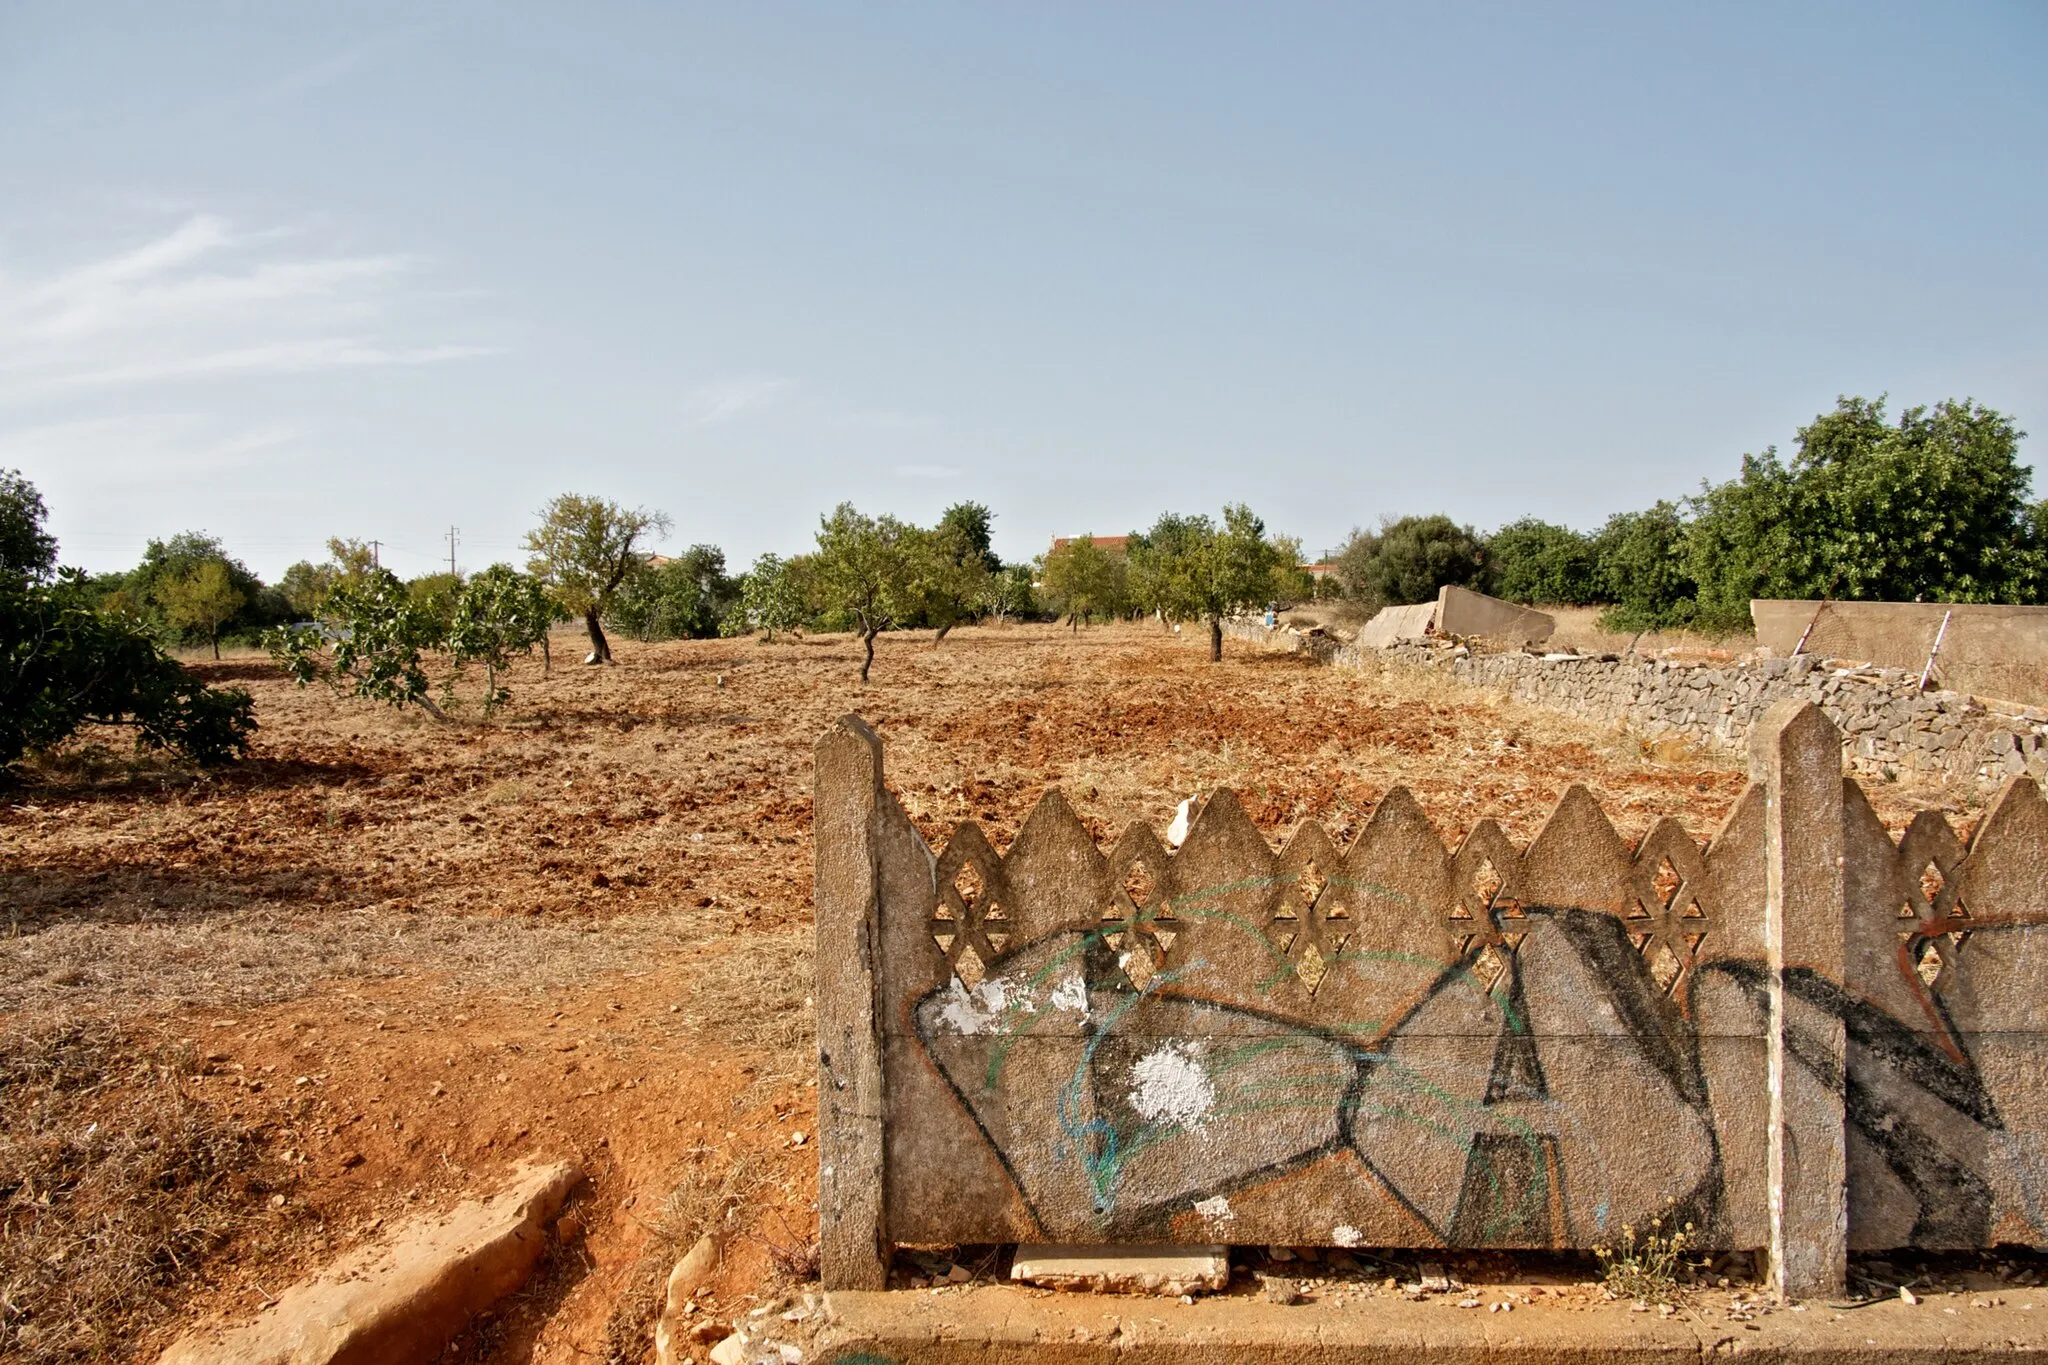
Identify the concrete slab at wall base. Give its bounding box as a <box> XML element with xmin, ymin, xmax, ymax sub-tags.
<box><xmin>815</xmin><ymin>1286</ymin><xmax>2048</xmax><ymax>1364</ymax></box>
<box><xmin>158</xmin><ymin>1159</ymin><xmax>580</xmax><ymax>1365</ymax></box>
<box><xmin>1010</xmin><ymin>1245</ymin><xmax>1229</xmax><ymax>1295</ymax></box>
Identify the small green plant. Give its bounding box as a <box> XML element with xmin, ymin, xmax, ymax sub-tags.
<box><xmin>1593</xmin><ymin>1214</ymin><xmax>1698</xmax><ymax>1305</ymax></box>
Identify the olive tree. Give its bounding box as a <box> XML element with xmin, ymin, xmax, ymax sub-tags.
<box><xmin>1039</xmin><ymin>536</ymin><xmax>1128</xmax><ymax>628</ymax></box>
<box><xmin>157</xmin><ymin>559</ymin><xmax>245</xmax><ymax>660</ymax></box>
<box><xmin>810</xmin><ymin>503</ymin><xmax>916</xmax><ymax>682</ymax></box>
<box><xmin>523</xmin><ymin>494</ymin><xmax>672</xmax><ymax>664</ymax></box>
<box><xmin>1129</xmin><ymin>505</ymin><xmax>1290</xmax><ymax>661</ymax></box>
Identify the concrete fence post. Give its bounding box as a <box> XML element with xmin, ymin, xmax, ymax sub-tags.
<box><xmin>814</xmin><ymin>716</ymin><xmax>889</xmax><ymax>1289</ymax></box>
<box><xmin>1750</xmin><ymin>699</ymin><xmax>1849</xmax><ymax>1299</ymax></box>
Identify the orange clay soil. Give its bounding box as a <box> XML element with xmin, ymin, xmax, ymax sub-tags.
<box><xmin>0</xmin><ymin>622</ymin><xmax>1975</xmax><ymax>1363</ymax></box>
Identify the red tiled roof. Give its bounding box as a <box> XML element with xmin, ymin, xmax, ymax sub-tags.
<box><xmin>1047</xmin><ymin>535</ymin><xmax>1132</xmax><ymax>555</ymax></box>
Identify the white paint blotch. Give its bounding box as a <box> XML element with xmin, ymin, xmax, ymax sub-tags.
<box><xmin>1194</xmin><ymin>1195</ymin><xmax>1233</xmax><ymax>1223</ymax></box>
<box><xmin>1129</xmin><ymin>1044</ymin><xmax>1216</xmax><ymax>1128</ymax></box>
<box><xmin>1049</xmin><ymin>971</ymin><xmax>1088</xmax><ymax>1014</ymax></box>
<box><xmin>1332</xmin><ymin>1225</ymin><xmax>1362</xmax><ymax>1248</ymax></box>
<box><xmin>935</xmin><ymin>977</ymin><xmax>1024</xmax><ymax>1035</ymax></box>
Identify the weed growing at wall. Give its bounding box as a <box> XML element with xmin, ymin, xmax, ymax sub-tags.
<box><xmin>1594</xmin><ymin>1216</ymin><xmax>1699</xmax><ymax>1306</ymax></box>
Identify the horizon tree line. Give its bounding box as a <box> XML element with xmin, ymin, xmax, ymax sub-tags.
<box><xmin>5</xmin><ymin>391</ymin><xmax>2043</xmax><ymax>761</ymax></box>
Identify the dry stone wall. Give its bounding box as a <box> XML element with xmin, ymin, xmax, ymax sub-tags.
<box><xmin>1224</xmin><ymin>620</ymin><xmax>2048</xmax><ymax>788</ymax></box>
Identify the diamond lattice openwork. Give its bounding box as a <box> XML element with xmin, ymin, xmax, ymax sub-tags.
<box><xmin>931</xmin><ymin>823</ymin><xmax>1012</xmax><ymax>985</ymax></box>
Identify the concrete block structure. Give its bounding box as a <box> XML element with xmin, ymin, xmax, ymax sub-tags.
<box><xmin>814</xmin><ymin>707</ymin><xmax>2048</xmax><ymax>1300</ymax></box>
<box><xmin>1435</xmin><ymin>585</ymin><xmax>1555</xmax><ymax>645</ymax></box>
<box><xmin>1753</xmin><ymin>598</ymin><xmax>2048</xmax><ymax>708</ymax></box>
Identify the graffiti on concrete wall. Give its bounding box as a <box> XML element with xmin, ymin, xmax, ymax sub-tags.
<box><xmin>814</xmin><ymin>704</ymin><xmax>2048</xmax><ymax>1294</ymax></box>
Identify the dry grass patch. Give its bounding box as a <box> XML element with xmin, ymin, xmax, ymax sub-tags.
<box><xmin>0</xmin><ymin>1023</ymin><xmax>271</xmax><ymax>1364</ymax></box>
<box><xmin>597</xmin><ymin>1134</ymin><xmax>780</xmax><ymax>1365</ymax></box>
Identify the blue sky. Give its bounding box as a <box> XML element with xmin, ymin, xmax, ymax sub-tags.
<box><xmin>3</xmin><ymin>3</ymin><xmax>2043</xmax><ymax>579</ymax></box>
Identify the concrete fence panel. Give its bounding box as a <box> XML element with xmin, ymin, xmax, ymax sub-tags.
<box><xmin>813</xmin><ymin>707</ymin><xmax>2048</xmax><ymax>1298</ymax></box>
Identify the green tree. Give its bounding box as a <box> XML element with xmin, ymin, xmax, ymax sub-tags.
<box><xmin>936</xmin><ymin>501</ymin><xmax>998</xmax><ymax>568</ymax></box>
<box><xmin>326</xmin><ymin>537</ymin><xmax>381</xmax><ymax>580</ymax></box>
<box><xmin>612</xmin><ymin>546</ymin><xmax>738</xmax><ymax>641</ymax></box>
<box><xmin>268</xmin><ymin>568</ymin><xmax>451</xmax><ymax>716</ymax></box>
<box><xmin>447</xmin><ymin>565</ymin><xmax>560</xmax><ymax>711</ymax></box>
<box><xmin>278</xmin><ymin>560</ymin><xmax>335</xmax><ymax>617</ymax></box>
<box><xmin>1637</xmin><ymin>396</ymin><xmax>2045</xmax><ymax>631</ymax></box>
<box><xmin>1678</xmin><ymin>453</ymin><xmax>1804</xmax><ymax>630</ymax></box>
<box><xmin>0</xmin><ymin>476</ymin><xmax>254</xmax><ymax>770</ymax></box>
<box><xmin>2</xmin><ymin>573</ymin><xmax>257</xmax><ymax>769</ymax></box>
<box><xmin>523</xmin><ymin>494</ymin><xmax>672</xmax><ymax>665</ymax></box>
<box><xmin>1268</xmin><ymin>533</ymin><xmax>1313</xmax><ymax>604</ymax></box>
<box><xmin>811</xmin><ymin>503</ymin><xmax>918</xmax><ymax>682</ymax></box>
<box><xmin>0</xmin><ymin>469</ymin><xmax>58</xmax><ymax>581</ymax></box>
<box><xmin>1039</xmin><ymin>536</ymin><xmax>1129</xmax><ymax>628</ymax></box>
<box><xmin>979</xmin><ymin>562</ymin><xmax>1038</xmax><ymax>624</ymax></box>
<box><xmin>899</xmin><ymin>515</ymin><xmax>994</xmax><ymax>642</ymax></box>
<box><xmin>1127</xmin><ymin>515</ymin><xmax>1207</xmax><ymax>623</ymax></box>
<box><xmin>277</xmin><ymin>537</ymin><xmax>383</xmax><ymax>618</ymax></box>
<box><xmin>722</xmin><ymin>552</ymin><xmax>810</xmax><ymax>641</ymax></box>
<box><xmin>1799</xmin><ymin>396</ymin><xmax>2001</xmax><ymax>597</ymax></box>
<box><xmin>1592</xmin><ymin>502</ymin><xmax>1697</xmax><ymax>632</ymax></box>
<box><xmin>156</xmin><ymin>559</ymin><xmax>246</xmax><ymax>660</ymax></box>
<box><xmin>1487</xmin><ymin>518</ymin><xmax>1599</xmax><ymax>605</ymax></box>
<box><xmin>1128</xmin><ymin>505</ymin><xmax>1290</xmax><ymax>661</ymax></box>
<box><xmin>1331</xmin><ymin>514</ymin><xmax>1488</xmax><ymax>610</ymax></box>
<box><xmin>126</xmin><ymin>532</ymin><xmax>286</xmax><ymax>645</ymax></box>
<box><xmin>406</xmin><ymin>571</ymin><xmax>465</xmax><ymax>635</ymax></box>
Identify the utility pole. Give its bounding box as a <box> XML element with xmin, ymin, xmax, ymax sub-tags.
<box><xmin>446</xmin><ymin>526</ymin><xmax>460</xmax><ymax>578</ymax></box>
<box><xmin>369</xmin><ymin>539</ymin><xmax>382</xmax><ymax>569</ymax></box>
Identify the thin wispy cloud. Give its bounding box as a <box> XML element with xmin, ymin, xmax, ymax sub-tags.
<box><xmin>0</xmin><ymin>412</ymin><xmax>306</xmax><ymax>481</ymax></box>
<box><xmin>893</xmin><ymin>463</ymin><xmax>961</xmax><ymax>479</ymax></box>
<box><xmin>42</xmin><ymin>341</ymin><xmax>497</xmax><ymax>392</ymax></box>
<box><xmin>684</xmin><ymin>376</ymin><xmax>794</xmax><ymax>427</ymax></box>
<box><xmin>0</xmin><ymin>213</ymin><xmax>496</xmax><ymax>401</ymax></box>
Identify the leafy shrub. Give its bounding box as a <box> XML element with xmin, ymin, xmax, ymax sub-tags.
<box><xmin>270</xmin><ymin>564</ymin><xmax>557</xmax><ymax>717</ymax></box>
<box><xmin>1331</xmin><ymin>514</ymin><xmax>1488</xmax><ymax>610</ymax></box>
<box><xmin>1487</xmin><ymin>518</ymin><xmax>1599</xmax><ymax>605</ymax></box>
<box><xmin>722</xmin><ymin>552</ymin><xmax>810</xmax><ymax>639</ymax></box>
<box><xmin>0</xmin><ymin>473</ymin><xmax>254</xmax><ymax>770</ymax></box>
<box><xmin>610</xmin><ymin>546</ymin><xmax>736</xmax><ymax>641</ymax></box>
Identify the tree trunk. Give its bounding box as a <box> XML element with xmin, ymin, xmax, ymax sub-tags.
<box><xmin>584</xmin><ymin>608</ymin><xmax>612</xmax><ymax>664</ymax></box>
<box><xmin>542</xmin><ymin>631</ymin><xmax>551</xmax><ymax>676</ymax></box>
<box><xmin>935</xmin><ymin>622</ymin><xmax>953</xmax><ymax>645</ymax></box>
<box><xmin>859</xmin><ymin>627</ymin><xmax>876</xmax><ymax>683</ymax></box>
<box><xmin>1209</xmin><ymin>617</ymin><xmax>1222</xmax><ymax>662</ymax></box>
<box><xmin>210</xmin><ymin>627</ymin><xmax>221</xmax><ymax>661</ymax></box>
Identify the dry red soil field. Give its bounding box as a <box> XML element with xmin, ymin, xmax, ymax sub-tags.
<box><xmin>0</xmin><ymin>623</ymin><xmax>1977</xmax><ymax>1363</ymax></box>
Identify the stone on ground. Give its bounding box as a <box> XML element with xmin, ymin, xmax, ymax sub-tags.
<box><xmin>1009</xmin><ymin>1244</ymin><xmax>1229</xmax><ymax>1296</ymax></box>
<box><xmin>158</xmin><ymin>1159</ymin><xmax>580</xmax><ymax>1365</ymax></box>
<box><xmin>653</xmin><ymin>1234</ymin><xmax>721</xmax><ymax>1365</ymax></box>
